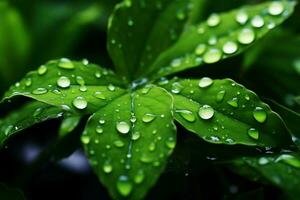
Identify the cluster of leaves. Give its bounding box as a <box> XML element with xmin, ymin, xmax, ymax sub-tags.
<box><xmin>1</xmin><ymin>0</ymin><xmax>300</xmax><ymax>199</ymax></box>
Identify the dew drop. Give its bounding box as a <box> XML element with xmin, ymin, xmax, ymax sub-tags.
<box><xmin>198</xmin><ymin>105</ymin><xmax>214</xmax><ymax>120</ymax></box>
<box><xmin>76</xmin><ymin>76</ymin><xmax>85</xmax><ymax>86</ymax></box>
<box><xmin>94</xmin><ymin>91</ymin><xmax>106</xmax><ymax>100</ymax></box>
<box><xmin>142</xmin><ymin>114</ymin><xmax>156</xmax><ymax>123</ymax></box>
<box><xmin>216</xmin><ymin>90</ymin><xmax>226</xmax><ymax>102</ymax></box>
<box><xmin>25</xmin><ymin>78</ymin><xmax>32</xmax><ymax>87</ymax></box>
<box><xmin>203</xmin><ymin>48</ymin><xmax>222</xmax><ymax>64</ymax></box>
<box><xmin>236</xmin><ymin>11</ymin><xmax>248</xmax><ymax>25</ymax></box>
<box><xmin>238</xmin><ymin>28</ymin><xmax>255</xmax><ymax>44</ymax></box>
<box><xmin>258</xmin><ymin>157</ymin><xmax>269</xmax><ymax>165</ymax></box>
<box><xmin>222</xmin><ymin>41</ymin><xmax>238</xmax><ymax>54</ymax></box>
<box><xmin>81</xmin><ymin>135</ymin><xmax>90</xmax><ymax>144</ymax></box>
<box><xmin>253</xmin><ymin>107</ymin><xmax>267</xmax><ymax>123</ymax></box>
<box><xmin>171</xmin><ymin>58</ymin><xmax>181</xmax><ymax>68</ymax></box>
<box><xmin>207</xmin><ymin>13</ymin><xmax>221</xmax><ymax>27</ymax></box>
<box><xmin>165</xmin><ymin>137</ymin><xmax>176</xmax><ymax>149</ymax></box>
<box><xmin>131</xmin><ymin>131</ymin><xmax>141</xmax><ymax>140</ymax></box>
<box><xmin>108</xmin><ymin>84</ymin><xmax>116</xmax><ymax>91</ymax></box>
<box><xmin>171</xmin><ymin>82</ymin><xmax>183</xmax><ymax>94</ymax></box>
<box><xmin>176</xmin><ymin>110</ymin><xmax>196</xmax><ymax>122</ymax></box>
<box><xmin>199</xmin><ymin>77</ymin><xmax>213</xmax><ymax>88</ymax></box>
<box><xmin>116</xmin><ymin>121</ymin><xmax>130</xmax><ymax>134</ymax></box>
<box><xmin>114</xmin><ymin>140</ymin><xmax>125</xmax><ymax>148</ymax></box>
<box><xmin>176</xmin><ymin>10</ymin><xmax>185</xmax><ymax>20</ymax></box>
<box><xmin>38</xmin><ymin>65</ymin><xmax>47</xmax><ymax>75</ymax></box>
<box><xmin>57</xmin><ymin>76</ymin><xmax>71</xmax><ymax>88</ymax></box>
<box><xmin>32</xmin><ymin>88</ymin><xmax>48</xmax><ymax>95</ymax></box>
<box><xmin>127</xmin><ymin>19</ymin><xmax>134</xmax><ymax>26</ymax></box>
<box><xmin>96</xmin><ymin>126</ymin><xmax>103</xmax><ymax>134</ymax></box>
<box><xmin>73</xmin><ymin>96</ymin><xmax>88</xmax><ymax>110</ymax></box>
<box><xmin>134</xmin><ymin>170</ymin><xmax>145</xmax><ymax>184</ymax></box>
<box><xmin>268</xmin><ymin>2</ymin><xmax>284</xmax><ymax>16</ymax></box>
<box><xmin>251</xmin><ymin>15</ymin><xmax>264</xmax><ymax>28</ymax></box>
<box><xmin>95</xmin><ymin>72</ymin><xmax>101</xmax><ymax>78</ymax></box>
<box><xmin>248</xmin><ymin>128</ymin><xmax>259</xmax><ymax>140</ymax></box>
<box><xmin>195</xmin><ymin>44</ymin><xmax>206</xmax><ymax>55</ymax></box>
<box><xmin>148</xmin><ymin>142</ymin><xmax>156</xmax><ymax>151</ymax></box>
<box><xmin>117</xmin><ymin>176</ymin><xmax>132</xmax><ymax>197</ymax></box>
<box><xmin>227</xmin><ymin>97</ymin><xmax>239</xmax><ymax>108</ymax></box>
<box><xmin>58</xmin><ymin>58</ymin><xmax>75</xmax><ymax>69</ymax></box>
<box><xmin>103</xmin><ymin>161</ymin><xmax>113</xmax><ymax>173</ymax></box>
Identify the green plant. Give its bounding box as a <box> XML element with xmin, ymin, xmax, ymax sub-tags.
<box><xmin>1</xmin><ymin>0</ymin><xmax>300</xmax><ymax>200</ymax></box>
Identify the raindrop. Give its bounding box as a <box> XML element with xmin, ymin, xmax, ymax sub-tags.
<box><xmin>80</xmin><ymin>86</ymin><xmax>87</xmax><ymax>92</ymax></box>
<box><xmin>258</xmin><ymin>157</ymin><xmax>269</xmax><ymax>165</ymax></box>
<box><xmin>198</xmin><ymin>105</ymin><xmax>214</xmax><ymax>120</ymax></box>
<box><xmin>199</xmin><ymin>77</ymin><xmax>213</xmax><ymax>88</ymax></box>
<box><xmin>81</xmin><ymin>135</ymin><xmax>90</xmax><ymax>144</ymax></box>
<box><xmin>253</xmin><ymin>107</ymin><xmax>267</xmax><ymax>123</ymax></box>
<box><xmin>73</xmin><ymin>96</ymin><xmax>88</xmax><ymax>110</ymax></box>
<box><xmin>166</xmin><ymin>137</ymin><xmax>176</xmax><ymax>149</ymax></box>
<box><xmin>108</xmin><ymin>84</ymin><xmax>116</xmax><ymax>91</ymax></box>
<box><xmin>216</xmin><ymin>90</ymin><xmax>226</xmax><ymax>102</ymax></box>
<box><xmin>114</xmin><ymin>140</ymin><xmax>125</xmax><ymax>148</ymax></box>
<box><xmin>127</xmin><ymin>19</ymin><xmax>134</xmax><ymax>26</ymax></box>
<box><xmin>222</xmin><ymin>41</ymin><xmax>238</xmax><ymax>54</ymax></box>
<box><xmin>131</xmin><ymin>131</ymin><xmax>141</xmax><ymax>140</ymax></box>
<box><xmin>176</xmin><ymin>110</ymin><xmax>196</xmax><ymax>122</ymax></box>
<box><xmin>171</xmin><ymin>58</ymin><xmax>181</xmax><ymax>68</ymax></box>
<box><xmin>58</xmin><ymin>58</ymin><xmax>75</xmax><ymax>69</ymax></box>
<box><xmin>248</xmin><ymin>128</ymin><xmax>259</xmax><ymax>140</ymax></box>
<box><xmin>76</xmin><ymin>76</ymin><xmax>85</xmax><ymax>86</ymax></box>
<box><xmin>171</xmin><ymin>82</ymin><xmax>183</xmax><ymax>94</ymax></box>
<box><xmin>95</xmin><ymin>72</ymin><xmax>101</xmax><ymax>78</ymax></box>
<box><xmin>116</xmin><ymin>121</ymin><xmax>130</xmax><ymax>134</ymax></box>
<box><xmin>176</xmin><ymin>10</ymin><xmax>185</xmax><ymax>20</ymax></box>
<box><xmin>32</xmin><ymin>88</ymin><xmax>48</xmax><ymax>95</ymax></box>
<box><xmin>103</xmin><ymin>161</ymin><xmax>113</xmax><ymax>173</ymax></box>
<box><xmin>57</xmin><ymin>76</ymin><xmax>71</xmax><ymax>88</ymax></box>
<box><xmin>227</xmin><ymin>98</ymin><xmax>239</xmax><ymax>108</ymax></box>
<box><xmin>203</xmin><ymin>48</ymin><xmax>222</xmax><ymax>64</ymax></box>
<box><xmin>94</xmin><ymin>92</ymin><xmax>106</xmax><ymax>100</ymax></box>
<box><xmin>238</xmin><ymin>28</ymin><xmax>255</xmax><ymax>44</ymax></box>
<box><xmin>134</xmin><ymin>170</ymin><xmax>145</xmax><ymax>184</ymax></box>
<box><xmin>236</xmin><ymin>11</ymin><xmax>248</xmax><ymax>25</ymax></box>
<box><xmin>96</xmin><ymin>126</ymin><xmax>103</xmax><ymax>134</ymax></box>
<box><xmin>268</xmin><ymin>2</ymin><xmax>284</xmax><ymax>16</ymax></box>
<box><xmin>117</xmin><ymin>176</ymin><xmax>132</xmax><ymax>197</ymax></box>
<box><xmin>195</xmin><ymin>44</ymin><xmax>206</xmax><ymax>55</ymax></box>
<box><xmin>38</xmin><ymin>65</ymin><xmax>47</xmax><ymax>75</ymax></box>
<box><xmin>149</xmin><ymin>142</ymin><xmax>156</xmax><ymax>151</ymax></box>
<box><xmin>99</xmin><ymin>119</ymin><xmax>105</xmax><ymax>124</ymax></box>
<box><xmin>25</xmin><ymin>78</ymin><xmax>32</xmax><ymax>87</ymax></box>
<box><xmin>207</xmin><ymin>13</ymin><xmax>221</xmax><ymax>27</ymax></box>
<box><xmin>251</xmin><ymin>15</ymin><xmax>264</xmax><ymax>28</ymax></box>
<box><xmin>142</xmin><ymin>114</ymin><xmax>156</xmax><ymax>123</ymax></box>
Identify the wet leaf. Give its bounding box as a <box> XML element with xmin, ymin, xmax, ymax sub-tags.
<box><xmin>82</xmin><ymin>86</ymin><xmax>176</xmax><ymax>200</ymax></box>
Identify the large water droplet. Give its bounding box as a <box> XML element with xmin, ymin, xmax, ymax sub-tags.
<box><xmin>73</xmin><ymin>96</ymin><xmax>88</xmax><ymax>110</ymax></box>
<box><xmin>103</xmin><ymin>161</ymin><xmax>113</xmax><ymax>173</ymax></box>
<box><xmin>117</xmin><ymin>176</ymin><xmax>132</xmax><ymax>197</ymax></box>
<box><xmin>203</xmin><ymin>48</ymin><xmax>222</xmax><ymax>64</ymax></box>
<box><xmin>248</xmin><ymin>128</ymin><xmax>259</xmax><ymax>140</ymax></box>
<box><xmin>195</xmin><ymin>44</ymin><xmax>206</xmax><ymax>55</ymax></box>
<box><xmin>142</xmin><ymin>114</ymin><xmax>156</xmax><ymax>123</ymax></box>
<box><xmin>199</xmin><ymin>77</ymin><xmax>213</xmax><ymax>88</ymax></box>
<box><xmin>253</xmin><ymin>107</ymin><xmax>267</xmax><ymax>123</ymax></box>
<box><xmin>32</xmin><ymin>88</ymin><xmax>48</xmax><ymax>95</ymax></box>
<box><xmin>207</xmin><ymin>13</ymin><xmax>221</xmax><ymax>27</ymax></box>
<box><xmin>108</xmin><ymin>84</ymin><xmax>116</xmax><ymax>91</ymax></box>
<box><xmin>251</xmin><ymin>15</ymin><xmax>264</xmax><ymax>28</ymax></box>
<box><xmin>238</xmin><ymin>28</ymin><xmax>255</xmax><ymax>44</ymax></box>
<box><xmin>81</xmin><ymin>135</ymin><xmax>90</xmax><ymax>144</ymax></box>
<box><xmin>38</xmin><ymin>65</ymin><xmax>48</xmax><ymax>75</ymax></box>
<box><xmin>96</xmin><ymin>126</ymin><xmax>103</xmax><ymax>134</ymax></box>
<box><xmin>58</xmin><ymin>58</ymin><xmax>75</xmax><ymax>69</ymax></box>
<box><xmin>236</xmin><ymin>11</ymin><xmax>248</xmax><ymax>25</ymax></box>
<box><xmin>57</xmin><ymin>76</ymin><xmax>71</xmax><ymax>88</ymax></box>
<box><xmin>116</xmin><ymin>121</ymin><xmax>130</xmax><ymax>134</ymax></box>
<box><xmin>134</xmin><ymin>170</ymin><xmax>145</xmax><ymax>184</ymax></box>
<box><xmin>222</xmin><ymin>41</ymin><xmax>238</xmax><ymax>54</ymax></box>
<box><xmin>131</xmin><ymin>131</ymin><xmax>141</xmax><ymax>140</ymax></box>
<box><xmin>268</xmin><ymin>2</ymin><xmax>284</xmax><ymax>16</ymax></box>
<box><xmin>165</xmin><ymin>137</ymin><xmax>176</xmax><ymax>149</ymax></box>
<box><xmin>198</xmin><ymin>105</ymin><xmax>214</xmax><ymax>120</ymax></box>
<box><xmin>176</xmin><ymin>110</ymin><xmax>196</xmax><ymax>122</ymax></box>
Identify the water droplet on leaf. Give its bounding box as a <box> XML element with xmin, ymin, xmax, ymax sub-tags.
<box><xmin>198</xmin><ymin>105</ymin><xmax>214</xmax><ymax>120</ymax></box>
<box><xmin>116</xmin><ymin>121</ymin><xmax>130</xmax><ymax>134</ymax></box>
<box><xmin>73</xmin><ymin>96</ymin><xmax>88</xmax><ymax>110</ymax></box>
<box><xmin>117</xmin><ymin>176</ymin><xmax>132</xmax><ymax>197</ymax></box>
<box><xmin>253</xmin><ymin>107</ymin><xmax>267</xmax><ymax>123</ymax></box>
<box><xmin>57</xmin><ymin>76</ymin><xmax>71</xmax><ymax>88</ymax></box>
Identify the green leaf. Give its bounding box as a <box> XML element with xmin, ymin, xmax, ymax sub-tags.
<box><xmin>82</xmin><ymin>86</ymin><xmax>176</xmax><ymax>200</ymax></box>
<box><xmin>1</xmin><ymin>59</ymin><xmax>126</xmax><ymax>114</ymax></box>
<box><xmin>161</xmin><ymin>78</ymin><xmax>291</xmax><ymax>147</ymax></box>
<box><xmin>0</xmin><ymin>183</ymin><xmax>26</xmax><ymax>200</ymax></box>
<box><xmin>0</xmin><ymin>101</ymin><xmax>63</xmax><ymax>147</ymax></box>
<box><xmin>145</xmin><ymin>1</ymin><xmax>296</xmax><ymax>79</ymax></box>
<box><xmin>231</xmin><ymin>153</ymin><xmax>300</xmax><ymax>200</ymax></box>
<box><xmin>107</xmin><ymin>0</ymin><xmax>193</xmax><ymax>80</ymax></box>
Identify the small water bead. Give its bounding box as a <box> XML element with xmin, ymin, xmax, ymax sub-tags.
<box><xmin>142</xmin><ymin>113</ymin><xmax>156</xmax><ymax>123</ymax></box>
<box><xmin>131</xmin><ymin>132</ymin><xmax>141</xmax><ymax>141</ymax></box>
<box><xmin>57</xmin><ymin>76</ymin><xmax>71</xmax><ymax>88</ymax></box>
<box><xmin>99</xmin><ymin>119</ymin><xmax>105</xmax><ymax>124</ymax></box>
<box><xmin>96</xmin><ymin>126</ymin><xmax>103</xmax><ymax>134</ymax></box>
<box><xmin>203</xmin><ymin>48</ymin><xmax>222</xmax><ymax>64</ymax></box>
<box><xmin>198</xmin><ymin>105</ymin><xmax>214</xmax><ymax>120</ymax></box>
<box><xmin>207</xmin><ymin>13</ymin><xmax>221</xmax><ymax>27</ymax></box>
<box><xmin>76</xmin><ymin>76</ymin><xmax>85</xmax><ymax>85</ymax></box>
<box><xmin>38</xmin><ymin>65</ymin><xmax>47</xmax><ymax>75</ymax></box>
<box><xmin>171</xmin><ymin>58</ymin><xmax>182</xmax><ymax>68</ymax></box>
<box><xmin>199</xmin><ymin>77</ymin><xmax>213</xmax><ymax>88</ymax></box>
<box><xmin>176</xmin><ymin>10</ymin><xmax>185</xmax><ymax>20</ymax></box>
<box><xmin>82</xmin><ymin>59</ymin><xmax>89</xmax><ymax>65</ymax></box>
<box><xmin>227</xmin><ymin>97</ymin><xmax>239</xmax><ymax>108</ymax></box>
<box><xmin>95</xmin><ymin>72</ymin><xmax>101</xmax><ymax>78</ymax></box>
<box><xmin>127</xmin><ymin>19</ymin><xmax>134</xmax><ymax>26</ymax></box>
<box><xmin>81</xmin><ymin>135</ymin><xmax>90</xmax><ymax>144</ymax></box>
<box><xmin>134</xmin><ymin>170</ymin><xmax>145</xmax><ymax>184</ymax></box>
<box><xmin>171</xmin><ymin>82</ymin><xmax>183</xmax><ymax>94</ymax></box>
<box><xmin>195</xmin><ymin>44</ymin><xmax>206</xmax><ymax>55</ymax></box>
<box><xmin>117</xmin><ymin>176</ymin><xmax>133</xmax><ymax>197</ymax></box>
<box><xmin>208</xmin><ymin>37</ymin><xmax>218</xmax><ymax>45</ymax></box>
<box><xmin>32</xmin><ymin>88</ymin><xmax>48</xmax><ymax>95</ymax></box>
<box><xmin>165</xmin><ymin>137</ymin><xmax>176</xmax><ymax>149</ymax></box>
<box><xmin>114</xmin><ymin>140</ymin><xmax>125</xmax><ymax>148</ymax></box>
<box><xmin>268</xmin><ymin>2</ymin><xmax>284</xmax><ymax>16</ymax></box>
<box><xmin>258</xmin><ymin>157</ymin><xmax>269</xmax><ymax>165</ymax></box>
<box><xmin>238</xmin><ymin>28</ymin><xmax>255</xmax><ymax>44</ymax></box>
<box><xmin>251</xmin><ymin>15</ymin><xmax>264</xmax><ymax>28</ymax></box>
<box><xmin>149</xmin><ymin>142</ymin><xmax>156</xmax><ymax>151</ymax></box>
<box><xmin>248</xmin><ymin>128</ymin><xmax>259</xmax><ymax>140</ymax></box>
<box><xmin>24</xmin><ymin>78</ymin><xmax>32</xmax><ymax>87</ymax></box>
<box><xmin>253</xmin><ymin>107</ymin><xmax>267</xmax><ymax>123</ymax></box>
<box><xmin>58</xmin><ymin>58</ymin><xmax>75</xmax><ymax>69</ymax></box>
<box><xmin>73</xmin><ymin>96</ymin><xmax>88</xmax><ymax>110</ymax></box>
<box><xmin>236</xmin><ymin>11</ymin><xmax>248</xmax><ymax>25</ymax></box>
<box><xmin>276</xmin><ymin>154</ymin><xmax>300</xmax><ymax>168</ymax></box>
<box><xmin>116</xmin><ymin>121</ymin><xmax>130</xmax><ymax>134</ymax></box>
<box><xmin>222</xmin><ymin>41</ymin><xmax>238</xmax><ymax>54</ymax></box>
<box><xmin>79</xmin><ymin>86</ymin><xmax>87</xmax><ymax>92</ymax></box>
<box><xmin>176</xmin><ymin>110</ymin><xmax>196</xmax><ymax>122</ymax></box>
<box><xmin>103</xmin><ymin>161</ymin><xmax>113</xmax><ymax>173</ymax></box>
<box><xmin>216</xmin><ymin>90</ymin><xmax>226</xmax><ymax>102</ymax></box>
<box><xmin>94</xmin><ymin>92</ymin><xmax>106</xmax><ymax>100</ymax></box>
<box><xmin>108</xmin><ymin>84</ymin><xmax>116</xmax><ymax>91</ymax></box>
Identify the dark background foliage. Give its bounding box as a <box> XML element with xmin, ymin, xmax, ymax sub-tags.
<box><xmin>0</xmin><ymin>0</ymin><xmax>299</xmax><ymax>199</ymax></box>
